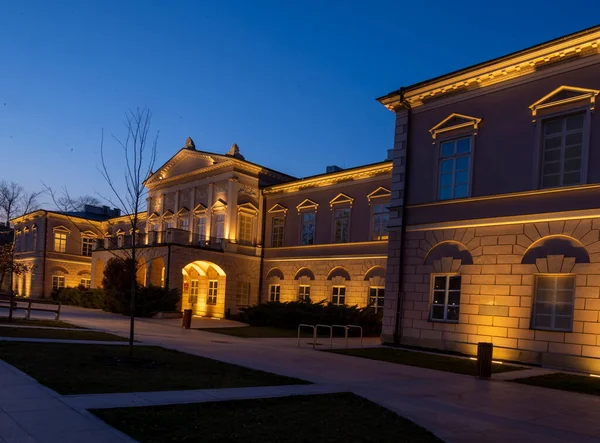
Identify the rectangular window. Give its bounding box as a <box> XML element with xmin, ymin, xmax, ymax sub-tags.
<box><xmin>298</xmin><ymin>285</ymin><xmax>310</xmax><ymax>301</ymax></box>
<box><xmin>196</xmin><ymin>216</ymin><xmax>206</xmax><ymax>238</ymax></box>
<box><xmin>301</xmin><ymin>212</ymin><xmax>316</xmax><ymax>245</ymax></box>
<box><xmin>430</xmin><ymin>275</ymin><xmax>461</xmax><ymax>322</ymax></box>
<box><xmin>165</xmin><ymin>220</ymin><xmax>173</xmax><ymax>229</ymax></box>
<box><xmin>439</xmin><ymin>137</ymin><xmax>471</xmax><ymax>200</ymax></box>
<box><xmin>52</xmin><ymin>275</ymin><xmax>65</xmax><ymax>291</ymax></box>
<box><xmin>533</xmin><ymin>275</ymin><xmax>575</xmax><ymax>331</ymax></box>
<box><xmin>81</xmin><ymin>237</ymin><xmax>95</xmax><ymax>257</ymax></box>
<box><xmin>269</xmin><ymin>284</ymin><xmax>280</xmax><ymax>302</ymax></box>
<box><xmin>80</xmin><ymin>278</ymin><xmax>91</xmax><ymax>289</ymax></box>
<box><xmin>178</xmin><ymin>218</ymin><xmax>189</xmax><ymax>231</ymax></box>
<box><xmin>334</xmin><ymin>208</ymin><xmax>350</xmax><ymax>243</ymax></box>
<box><xmin>271</xmin><ymin>216</ymin><xmax>285</xmax><ymax>247</ymax></box>
<box><xmin>369</xmin><ymin>287</ymin><xmax>385</xmax><ymax>313</ymax></box>
<box><xmin>236</xmin><ymin>281</ymin><xmax>250</xmax><ymax>306</ymax></box>
<box><xmin>238</xmin><ymin>213</ymin><xmax>253</xmax><ymax>245</ymax></box>
<box><xmin>331</xmin><ymin>286</ymin><xmax>345</xmax><ymax>305</ymax></box>
<box><xmin>214</xmin><ymin>214</ymin><xmax>225</xmax><ymax>239</ymax></box>
<box><xmin>372</xmin><ymin>203</ymin><xmax>390</xmax><ymax>240</ymax></box>
<box><xmin>541</xmin><ymin>114</ymin><xmax>585</xmax><ymax>188</ymax></box>
<box><xmin>151</xmin><ymin>223</ymin><xmax>159</xmax><ymax>231</ymax></box>
<box><xmin>207</xmin><ymin>280</ymin><xmax>218</xmax><ymax>305</ymax></box>
<box><xmin>189</xmin><ymin>280</ymin><xmax>199</xmax><ymax>304</ymax></box>
<box><xmin>54</xmin><ymin>232</ymin><xmax>67</xmax><ymax>252</ymax></box>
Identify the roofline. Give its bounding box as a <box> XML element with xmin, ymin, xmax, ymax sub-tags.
<box><xmin>263</xmin><ymin>160</ymin><xmax>392</xmax><ymax>194</ymax></box>
<box><xmin>11</xmin><ymin>209</ymin><xmax>145</xmax><ymax>225</ymax></box>
<box><xmin>377</xmin><ymin>24</ymin><xmax>600</xmax><ymax>104</ymax></box>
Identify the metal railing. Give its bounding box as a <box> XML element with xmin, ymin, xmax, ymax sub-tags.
<box><xmin>297</xmin><ymin>323</ymin><xmax>363</xmax><ymax>349</ymax></box>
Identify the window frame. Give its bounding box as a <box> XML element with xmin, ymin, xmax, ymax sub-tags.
<box><xmin>54</xmin><ymin>232</ymin><xmax>67</xmax><ymax>253</ymax></box>
<box><xmin>268</xmin><ymin>284</ymin><xmax>281</xmax><ymax>302</ymax></box>
<box><xmin>236</xmin><ymin>281</ymin><xmax>251</xmax><ymax>306</ymax></box>
<box><xmin>429</xmin><ymin>273</ymin><xmax>461</xmax><ymax>323</ymax></box>
<box><xmin>52</xmin><ymin>275</ymin><xmax>65</xmax><ymax>291</ymax></box>
<box><xmin>531</xmin><ymin>274</ymin><xmax>575</xmax><ymax>332</ymax></box>
<box><xmin>332</xmin><ymin>207</ymin><xmax>351</xmax><ymax>243</ymax></box>
<box><xmin>81</xmin><ymin>236</ymin><xmax>95</xmax><ymax>257</ymax></box>
<box><xmin>300</xmin><ymin>211</ymin><xmax>316</xmax><ymax>246</ymax></box>
<box><xmin>331</xmin><ymin>285</ymin><xmax>346</xmax><ymax>306</ymax></box>
<box><xmin>535</xmin><ymin>108</ymin><xmax>590</xmax><ymax>189</ymax></box>
<box><xmin>80</xmin><ymin>278</ymin><xmax>91</xmax><ymax>289</ymax></box>
<box><xmin>237</xmin><ymin>212</ymin><xmax>254</xmax><ymax>245</ymax></box>
<box><xmin>213</xmin><ymin>213</ymin><xmax>225</xmax><ymax>240</ymax></box>
<box><xmin>207</xmin><ymin>279</ymin><xmax>218</xmax><ymax>305</ymax></box>
<box><xmin>371</xmin><ymin>202</ymin><xmax>390</xmax><ymax>241</ymax></box>
<box><xmin>271</xmin><ymin>216</ymin><xmax>285</xmax><ymax>247</ymax></box>
<box><xmin>189</xmin><ymin>279</ymin><xmax>199</xmax><ymax>304</ymax></box>
<box><xmin>298</xmin><ymin>284</ymin><xmax>310</xmax><ymax>301</ymax></box>
<box><xmin>436</xmin><ymin>135</ymin><xmax>474</xmax><ymax>201</ymax></box>
<box><xmin>368</xmin><ymin>286</ymin><xmax>385</xmax><ymax>313</ymax></box>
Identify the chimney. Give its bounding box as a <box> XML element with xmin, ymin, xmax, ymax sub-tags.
<box><xmin>326</xmin><ymin>165</ymin><xmax>343</xmax><ymax>173</ymax></box>
<box><xmin>387</xmin><ymin>149</ymin><xmax>394</xmax><ymax>161</ymax></box>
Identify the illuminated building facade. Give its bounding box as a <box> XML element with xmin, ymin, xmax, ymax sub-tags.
<box><xmin>379</xmin><ymin>25</ymin><xmax>600</xmax><ymax>371</ymax></box>
<box><xmin>12</xmin><ymin>139</ymin><xmax>391</xmax><ymax>319</ymax></box>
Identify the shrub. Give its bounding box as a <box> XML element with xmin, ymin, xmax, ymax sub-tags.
<box><xmin>52</xmin><ymin>287</ymin><xmax>106</xmax><ymax>309</ymax></box>
<box><xmin>239</xmin><ymin>300</ymin><xmax>382</xmax><ymax>336</ymax></box>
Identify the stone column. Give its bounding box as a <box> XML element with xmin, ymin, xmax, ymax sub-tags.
<box><xmin>189</xmin><ymin>187</ymin><xmax>196</xmax><ymax>242</ymax></box>
<box><xmin>257</xmin><ymin>189</ymin><xmax>264</xmax><ymax>245</ymax></box>
<box><xmin>174</xmin><ymin>191</ymin><xmax>180</xmax><ymax>227</ymax></box>
<box><xmin>226</xmin><ymin>178</ymin><xmax>239</xmax><ymax>241</ymax></box>
<box><xmin>206</xmin><ymin>183</ymin><xmax>214</xmax><ymax>239</ymax></box>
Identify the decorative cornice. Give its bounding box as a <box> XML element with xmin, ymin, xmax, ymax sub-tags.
<box><xmin>379</xmin><ymin>27</ymin><xmax>600</xmax><ymax>111</ymax></box>
<box><xmin>264</xmin><ymin>162</ymin><xmax>392</xmax><ymax>195</ymax></box>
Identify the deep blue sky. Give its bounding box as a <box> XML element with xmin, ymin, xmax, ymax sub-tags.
<box><xmin>1</xmin><ymin>1</ymin><xmax>599</xmax><ymax>205</ymax></box>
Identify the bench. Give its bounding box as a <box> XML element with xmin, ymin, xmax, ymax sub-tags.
<box><xmin>0</xmin><ymin>296</ymin><xmax>61</xmax><ymax>320</ymax></box>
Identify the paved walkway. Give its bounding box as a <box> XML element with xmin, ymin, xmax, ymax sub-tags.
<box><xmin>0</xmin><ymin>360</ymin><xmax>135</xmax><ymax>443</ymax></box>
<box><xmin>4</xmin><ymin>306</ymin><xmax>600</xmax><ymax>442</ymax></box>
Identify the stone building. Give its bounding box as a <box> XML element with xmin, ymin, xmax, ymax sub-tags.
<box><xmin>378</xmin><ymin>25</ymin><xmax>600</xmax><ymax>371</ymax></box>
<box><xmin>12</xmin><ymin>138</ymin><xmax>391</xmax><ymax>319</ymax></box>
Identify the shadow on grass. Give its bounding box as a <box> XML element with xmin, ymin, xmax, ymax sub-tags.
<box><xmin>92</xmin><ymin>392</ymin><xmax>443</xmax><ymax>443</ymax></box>
<box><xmin>512</xmin><ymin>372</ymin><xmax>600</xmax><ymax>396</ymax></box>
<box><xmin>0</xmin><ymin>342</ymin><xmax>309</xmax><ymax>395</ymax></box>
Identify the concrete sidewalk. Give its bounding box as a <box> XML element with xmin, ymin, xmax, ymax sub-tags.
<box><xmin>0</xmin><ymin>360</ymin><xmax>135</xmax><ymax>443</ymax></box>
<box><xmin>58</xmin><ymin>305</ymin><xmax>600</xmax><ymax>443</ymax></box>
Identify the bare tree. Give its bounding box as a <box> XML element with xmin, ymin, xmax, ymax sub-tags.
<box><xmin>0</xmin><ymin>181</ymin><xmax>41</xmax><ymax>320</ymax></box>
<box><xmin>56</xmin><ymin>193</ymin><xmax>101</xmax><ymax>212</ymax></box>
<box><xmin>99</xmin><ymin>108</ymin><xmax>158</xmax><ymax>354</ymax></box>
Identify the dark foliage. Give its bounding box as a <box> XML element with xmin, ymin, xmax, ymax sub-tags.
<box><xmin>239</xmin><ymin>300</ymin><xmax>382</xmax><ymax>336</ymax></box>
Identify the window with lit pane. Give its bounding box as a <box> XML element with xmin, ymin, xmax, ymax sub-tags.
<box><xmin>238</xmin><ymin>213</ymin><xmax>253</xmax><ymax>245</ymax></box>
<box><xmin>54</xmin><ymin>232</ymin><xmax>67</xmax><ymax>253</ymax></box>
<box><xmin>541</xmin><ymin>114</ymin><xmax>584</xmax><ymax>188</ymax></box>
<box><xmin>207</xmin><ymin>280</ymin><xmax>218</xmax><ymax>305</ymax></box>
<box><xmin>189</xmin><ymin>280</ymin><xmax>199</xmax><ymax>304</ymax></box>
<box><xmin>430</xmin><ymin>275</ymin><xmax>461</xmax><ymax>322</ymax></box>
<box><xmin>532</xmin><ymin>275</ymin><xmax>574</xmax><ymax>331</ymax></box>
<box><xmin>298</xmin><ymin>285</ymin><xmax>310</xmax><ymax>301</ymax></box>
<box><xmin>439</xmin><ymin>137</ymin><xmax>471</xmax><ymax>200</ymax></box>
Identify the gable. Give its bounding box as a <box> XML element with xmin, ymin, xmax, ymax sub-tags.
<box><xmin>429</xmin><ymin>113</ymin><xmax>482</xmax><ymax>141</ymax></box>
<box><xmin>367</xmin><ymin>186</ymin><xmax>391</xmax><ymax>201</ymax></box>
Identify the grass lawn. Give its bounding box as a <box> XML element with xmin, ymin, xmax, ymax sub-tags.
<box><xmin>91</xmin><ymin>392</ymin><xmax>442</xmax><ymax>443</ymax></box>
<box><xmin>0</xmin><ymin>342</ymin><xmax>308</xmax><ymax>395</ymax></box>
<box><xmin>0</xmin><ymin>317</ymin><xmax>80</xmax><ymax>328</ymax></box>
<box><xmin>329</xmin><ymin>347</ymin><xmax>525</xmax><ymax>376</ymax></box>
<box><xmin>0</xmin><ymin>327</ymin><xmax>126</xmax><ymax>341</ymax></box>
<box><xmin>512</xmin><ymin>372</ymin><xmax>600</xmax><ymax>396</ymax></box>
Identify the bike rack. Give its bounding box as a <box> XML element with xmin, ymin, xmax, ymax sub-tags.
<box><xmin>297</xmin><ymin>324</ymin><xmax>317</xmax><ymax>349</ymax></box>
<box><xmin>346</xmin><ymin>325</ymin><xmax>363</xmax><ymax>348</ymax></box>
<box><xmin>315</xmin><ymin>324</ymin><xmax>333</xmax><ymax>348</ymax></box>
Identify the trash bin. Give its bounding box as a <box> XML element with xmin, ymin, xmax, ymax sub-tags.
<box><xmin>476</xmin><ymin>342</ymin><xmax>493</xmax><ymax>378</ymax></box>
<box><xmin>225</xmin><ymin>308</ymin><xmax>231</xmax><ymax>319</ymax></box>
<box><xmin>182</xmin><ymin>309</ymin><xmax>193</xmax><ymax>329</ymax></box>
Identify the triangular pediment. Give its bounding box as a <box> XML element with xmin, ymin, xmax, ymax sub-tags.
<box><xmin>176</xmin><ymin>207</ymin><xmax>190</xmax><ymax>215</ymax></box>
<box><xmin>329</xmin><ymin>193</ymin><xmax>354</xmax><ymax>208</ymax></box>
<box><xmin>145</xmin><ymin>148</ymin><xmax>232</xmax><ymax>186</ymax></box>
<box><xmin>115</xmin><ymin>228</ymin><xmax>125</xmax><ymax>235</ymax></box>
<box><xmin>162</xmin><ymin>210</ymin><xmax>174</xmax><ymax>218</ymax></box>
<box><xmin>429</xmin><ymin>113</ymin><xmax>482</xmax><ymax>140</ymax></box>
<box><xmin>193</xmin><ymin>203</ymin><xmax>207</xmax><ymax>214</ymax></box>
<box><xmin>81</xmin><ymin>230</ymin><xmax>98</xmax><ymax>238</ymax></box>
<box><xmin>367</xmin><ymin>186</ymin><xmax>391</xmax><ymax>201</ymax></box>
<box><xmin>529</xmin><ymin>86</ymin><xmax>600</xmax><ymax>122</ymax></box>
<box><xmin>268</xmin><ymin>203</ymin><xmax>288</xmax><ymax>214</ymax></box>
<box><xmin>211</xmin><ymin>199</ymin><xmax>227</xmax><ymax>211</ymax></box>
<box><xmin>238</xmin><ymin>202</ymin><xmax>259</xmax><ymax>214</ymax></box>
<box><xmin>296</xmin><ymin>198</ymin><xmax>318</xmax><ymax>211</ymax></box>
<box><xmin>148</xmin><ymin>212</ymin><xmax>160</xmax><ymax>220</ymax></box>
<box><xmin>53</xmin><ymin>225</ymin><xmax>71</xmax><ymax>234</ymax></box>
